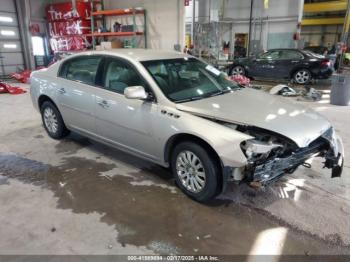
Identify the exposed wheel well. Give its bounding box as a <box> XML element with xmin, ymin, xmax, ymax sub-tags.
<box><xmin>164</xmin><ymin>134</ymin><xmax>223</xmax><ymax>192</ymax></box>
<box><xmin>38</xmin><ymin>95</ymin><xmax>57</xmax><ymax>110</ymax></box>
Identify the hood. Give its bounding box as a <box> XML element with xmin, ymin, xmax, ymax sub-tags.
<box><xmin>176</xmin><ymin>88</ymin><xmax>331</xmax><ymax>148</ymax></box>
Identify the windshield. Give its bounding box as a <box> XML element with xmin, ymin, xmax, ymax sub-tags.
<box><xmin>141</xmin><ymin>58</ymin><xmax>239</xmax><ymax>103</ymax></box>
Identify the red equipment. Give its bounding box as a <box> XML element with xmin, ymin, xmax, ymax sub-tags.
<box><xmin>229</xmin><ymin>75</ymin><xmax>251</xmax><ymax>86</ymax></box>
<box><xmin>46</xmin><ymin>1</ymin><xmax>92</xmax><ymax>51</ymax></box>
<box><xmin>0</xmin><ymin>82</ymin><xmax>26</xmax><ymax>95</ymax></box>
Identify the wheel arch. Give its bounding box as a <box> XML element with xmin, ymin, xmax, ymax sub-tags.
<box><xmin>164</xmin><ymin>133</ymin><xmax>224</xmax><ymax>193</ymax></box>
<box><xmin>38</xmin><ymin>95</ymin><xmax>58</xmax><ymax>110</ymax></box>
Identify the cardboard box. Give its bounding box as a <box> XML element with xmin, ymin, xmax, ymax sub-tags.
<box><xmin>100</xmin><ymin>40</ymin><xmax>123</xmax><ymax>50</ymax></box>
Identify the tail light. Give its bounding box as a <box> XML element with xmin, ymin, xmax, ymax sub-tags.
<box><xmin>321</xmin><ymin>60</ymin><xmax>331</xmax><ymax>67</ymax></box>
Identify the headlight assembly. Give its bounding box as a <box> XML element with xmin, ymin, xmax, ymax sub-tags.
<box><xmin>241</xmin><ymin>139</ymin><xmax>282</xmax><ymax>159</ymax></box>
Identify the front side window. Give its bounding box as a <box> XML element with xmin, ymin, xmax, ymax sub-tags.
<box><xmin>280</xmin><ymin>50</ymin><xmax>303</xmax><ymax>60</ymax></box>
<box><xmin>142</xmin><ymin>58</ymin><xmax>239</xmax><ymax>103</ymax></box>
<box><xmin>103</xmin><ymin>59</ymin><xmax>149</xmax><ymax>94</ymax></box>
<box><xmin>60</xmin><ymin>56</ymin><xmax>102</xmax><ymax>85</ymax></box>
<box><xmin>258</xmin><ymin>51</ymin><xmax>281</xmax><ymax>60</ymax></box>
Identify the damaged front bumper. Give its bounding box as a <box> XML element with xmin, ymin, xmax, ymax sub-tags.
<box><xmin>245</xmin><ymin>128</ymin><xmax>344</xmax><ymax>185</ymax></box>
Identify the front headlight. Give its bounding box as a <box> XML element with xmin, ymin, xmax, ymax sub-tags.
<box><xmin>241</xmin><ymin>139</ymin><xmax>282</xmax><ymax>159</ymax></box>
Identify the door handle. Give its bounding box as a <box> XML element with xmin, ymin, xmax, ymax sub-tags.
<box><xmin>58</xmin><ymin>88</ymin><xmax>66</xmax><ymax>94</ymax></box>
<box><xmin>97</xmin><ymin>100</ymin><xmax>109</xmax><ymax>108</ymax></box>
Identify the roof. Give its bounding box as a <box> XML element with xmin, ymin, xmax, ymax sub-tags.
<box><xmin>84</xmin><ymin>49</ymin><xmax>189</xmax><ymax>61</ymax></box>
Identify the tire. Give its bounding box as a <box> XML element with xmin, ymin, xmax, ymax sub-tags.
<box><xmin>171</xmin><ymin>142</ymin><xmax>220</xmax><ymax>202</ymax></box>
<box><xmin>40</xmin><ymin>101</ymin><xmax>69</xmax><ymax>139</ymax></box>
<box><xmin>293</xmin><ymin>69</ymin><xmax>311</xmax><ymax>85</ymax></box>
<box><xmin>230</xmin><ymin>65</ymin><xmax>245</xmax><ymax>76</ymax></box>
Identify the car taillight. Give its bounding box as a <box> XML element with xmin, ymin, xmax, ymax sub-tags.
<box><xmin>321</xmin><ymin>60</ymin><xmax>330</xmax><ymax>67</ymax></box>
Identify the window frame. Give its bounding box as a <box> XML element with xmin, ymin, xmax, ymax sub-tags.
<box><xmin>57</xmin><ymin>54</ymin><xmax>157</xmax><ymax>103</ymax></box>
<box><xmin>279</xmin><ymin>50</ymin><xmax>304</xmax><ymax>60</ymax></box>
<box><xmin>99</xmin><ymin>55</ymin><xmax>157</xmax><ymax>102</ymax></box>
<box><xmin>58</xmin><ymin>55</ymin><xmax>104</xmax><ymax>87</ymax></box>
<box><xmin>257</xmin><ymin>50</ymin><xmax>281</xmax><ymax>60</ymax></box>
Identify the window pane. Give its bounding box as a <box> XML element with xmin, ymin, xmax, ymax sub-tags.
<box><xmin>280</xmin><ymin>50</ymin><xmax>303</xmax><ymax>60</ymax></box>
<box><xmin>104</xmin><ymin>59</ymin><xmax>145</xmax><ymax>94</ymax></box>
<box><xmin>65</xmin><ymin>56</ymin><xmax>102</xmax><ymax>85</ymax></box>
<box><xmin>259</xmin><ymin>51</ymin><xmax>280</xmax><ymax>60</ymax></box>
<box><xmin>142</xmin><ymin>58</ymin><xmax>239</xmax><ymax>103</ymax></box>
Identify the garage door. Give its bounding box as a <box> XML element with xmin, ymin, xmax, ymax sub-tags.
<box><xmin>0</xmin><ymin>0</ymin><xmax>24</xmax><ymax>76</ymax></box>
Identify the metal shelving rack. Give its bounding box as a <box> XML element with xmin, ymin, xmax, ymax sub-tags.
<box><xmin>90</xmin><ymin>5</ymin><xmax>147</xmax><ymax>49</ymax></box>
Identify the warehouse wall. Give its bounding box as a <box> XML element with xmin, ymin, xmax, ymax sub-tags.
<box><xmin>187</xmin><ymin>0</ymin><xmax>301</xmax><ymax>52</ymax></box>
<box><xmin>104</xmin><ymin>0</ymin><xmax>185</xmax><ymax>51</ymax></box>
<box><xmin>301</xmin><ymin>25</ymin><xmax>341</xmax><ymax>48</ymax></box>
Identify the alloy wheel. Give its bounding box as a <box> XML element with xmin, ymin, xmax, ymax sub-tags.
<box><xmin>43</xmin><ymin>107</ymin><xmax>58</xmax><ymax>134</ymax></box>
<box><xmin>232</xmin><ymin>66</ymin><xmax>244</xmax><ymax>76</ymax></box>
<box><xmin>176</xmin><ymin>151</ymin><xmax>206</xmax><ymax>193</ymax></box>
<box><xmin>295</xmin><ymin>70</ymin><xmax>310</xmax><ymax>84</ymax></box>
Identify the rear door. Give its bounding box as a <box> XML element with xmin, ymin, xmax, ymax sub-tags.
<box><xmin>276</xmin><ymin>50</ymin><xmax>304</xmax><ymax>77</ymax></box>
<box><xmin>57</xmin><ymin>55</ymin><xmax>103</xmax><ymax>135</ymax></box>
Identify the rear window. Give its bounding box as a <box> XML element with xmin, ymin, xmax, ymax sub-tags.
<box><xmin>59</xmin><ymin>56</ymin><xmax>102</xmax><ymax>85</ymax></box>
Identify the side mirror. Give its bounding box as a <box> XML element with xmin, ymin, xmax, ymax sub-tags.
<box><xmin>124</xmin><ymin>86</ymin><xmax>148</xmax><ymax>100</ymax></box>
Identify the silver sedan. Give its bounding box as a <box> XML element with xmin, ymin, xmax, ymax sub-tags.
<box><xmin>30</xmin><ymin>49</ymin><xmax>344</xmax><ymax>202</ymax></box>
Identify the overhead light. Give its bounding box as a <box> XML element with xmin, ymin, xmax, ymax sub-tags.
<box><xmin>1</xmin><ymin>30</ymin><xmax>15</xmax><ymax>36</ymax></box>
<box><xmin>3</xmin><ymin>43</ymin><xmax>17</xmax><ymax>49</ymax></box>
<box><xmin>0</xmin><ymin>16</ymin><xmax>13</xmax><ymax>23</ymax></box>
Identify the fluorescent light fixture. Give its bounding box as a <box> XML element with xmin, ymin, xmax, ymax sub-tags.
<box><xmin>0</xmin><ymin>16</ymin><xmax>13</xmax><ymax>23</ymax></box>
<box><xmin>1</xmin><ymin>30</ymin><xmax>15</xmax><ymax>36</ymax></box>
<box><xmin>3</xmin><ymin>43</ymin><xmax>17</xmax><ymax>49</ymax></box>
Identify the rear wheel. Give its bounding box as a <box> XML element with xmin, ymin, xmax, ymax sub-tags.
<box><xmin>293</xmin><ymin>69</ymin><xmax>311</xmax><ymax>84</ymax></box>
<box><xmin>230</xmin><ymin>65</ymin><xmax>245</xmax><ymax>76</ymax></box>
<box><xmin>40</xmin><ymin>101</ymin><xmax>69</xmax><ymax>139</ymax></box>
<box><xmin>171</xmin><ymin>142</ymin><xmax>220</xmax><ymax>202</ymax></box>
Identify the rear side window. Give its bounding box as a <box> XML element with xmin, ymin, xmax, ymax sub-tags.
<box><xmin>59</xmin><ymin>56</ymin><xmax>102</xmax><ymax>85</ymax></box>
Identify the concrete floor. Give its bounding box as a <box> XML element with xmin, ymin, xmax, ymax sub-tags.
<box><xmin>0</xmin><ymin>82</ymin><xmax>349</xmax><ymax>256</ymax></box>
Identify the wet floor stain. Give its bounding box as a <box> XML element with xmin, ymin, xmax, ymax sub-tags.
<box><xmin>0</xmin><ymin>152</ymin><xmax>347</xmax><ymax>255</ymax></box>
<box><xmin>54</xmin><ymin>134</ymin><xmax>91</xmax><ymax>155</ymax></box>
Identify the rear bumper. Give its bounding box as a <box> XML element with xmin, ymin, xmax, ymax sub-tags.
<box><xmin>312</xmin><ymin>67</ymin><xmax>333</xmax><ymax>79</ymax></box>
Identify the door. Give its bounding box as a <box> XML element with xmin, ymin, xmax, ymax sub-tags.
<box><xmin>0</xmin><ymin>0</ymin><xmax>24</xmax><ymax>76</ymax></box>
<box><xmin>276</xmin><ymin>50</ymin><xmax>304</xmax><ymax>77</ymax></box>
<box><xmin>251</xmin><ymin>50</ymin><xmax>281</xmax><ymax>78</ymax></box>
<box><xmin>57</xmin><ymin>55</ymin><xmax>102</xmax><ymax>135</ymax></box>
<box><xmin>94</xmin><ymin>57</ymin><xmax>159</xmax><ymax>160</ymax></box>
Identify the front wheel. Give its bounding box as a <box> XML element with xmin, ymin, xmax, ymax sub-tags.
<box><xmin>230</xmin><ymin>65</ymin><xmax>246</xmax><ymax>76</ymax></box>
<box><xmin>293</xmin><ymin>69</ymin><xmax>311</xmax><ymax>85</ymax></box>
<box><xmin>171</xmin><ymin>142</ymin><xmax>220</xmax><ymax>202</ymax></box>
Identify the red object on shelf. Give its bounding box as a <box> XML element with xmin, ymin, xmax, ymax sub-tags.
<box><xmin>48</xmin><ymin>20</ymin><xmax>91</xmax><ymax>37</ymax></box>
<box><xmin>46</xmin><ymin>1</ymin><xmax>92</xmax><ymax>52</ymax></box>
<box><xmin>0</xmin><ymin>82</ymin><xmax>26</xmax><ymax>95</ymax></box>
<box><xmin>50</xmin><ymin>36</ymin><xmax>90</xmax><ymax>51</ymax></box>
<box><xmin>46</xmin><ymin>1</ymin><xmax>91</xmax><ymax>21</ymax></box>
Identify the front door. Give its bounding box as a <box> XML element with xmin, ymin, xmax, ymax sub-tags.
<box><xmin>94</xmin><ymin>57</ymin><xmax>159</xmax><ymax>161</ymax></box>
<box><xmin>56</xmin><ymin>55</ymin><xmax>103</xmax><ymax>135</ymax></box>
<box><xmin>251</xmin><ymin>50</ymin><xmax>281</xmax><ymax>78</ymax></box>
